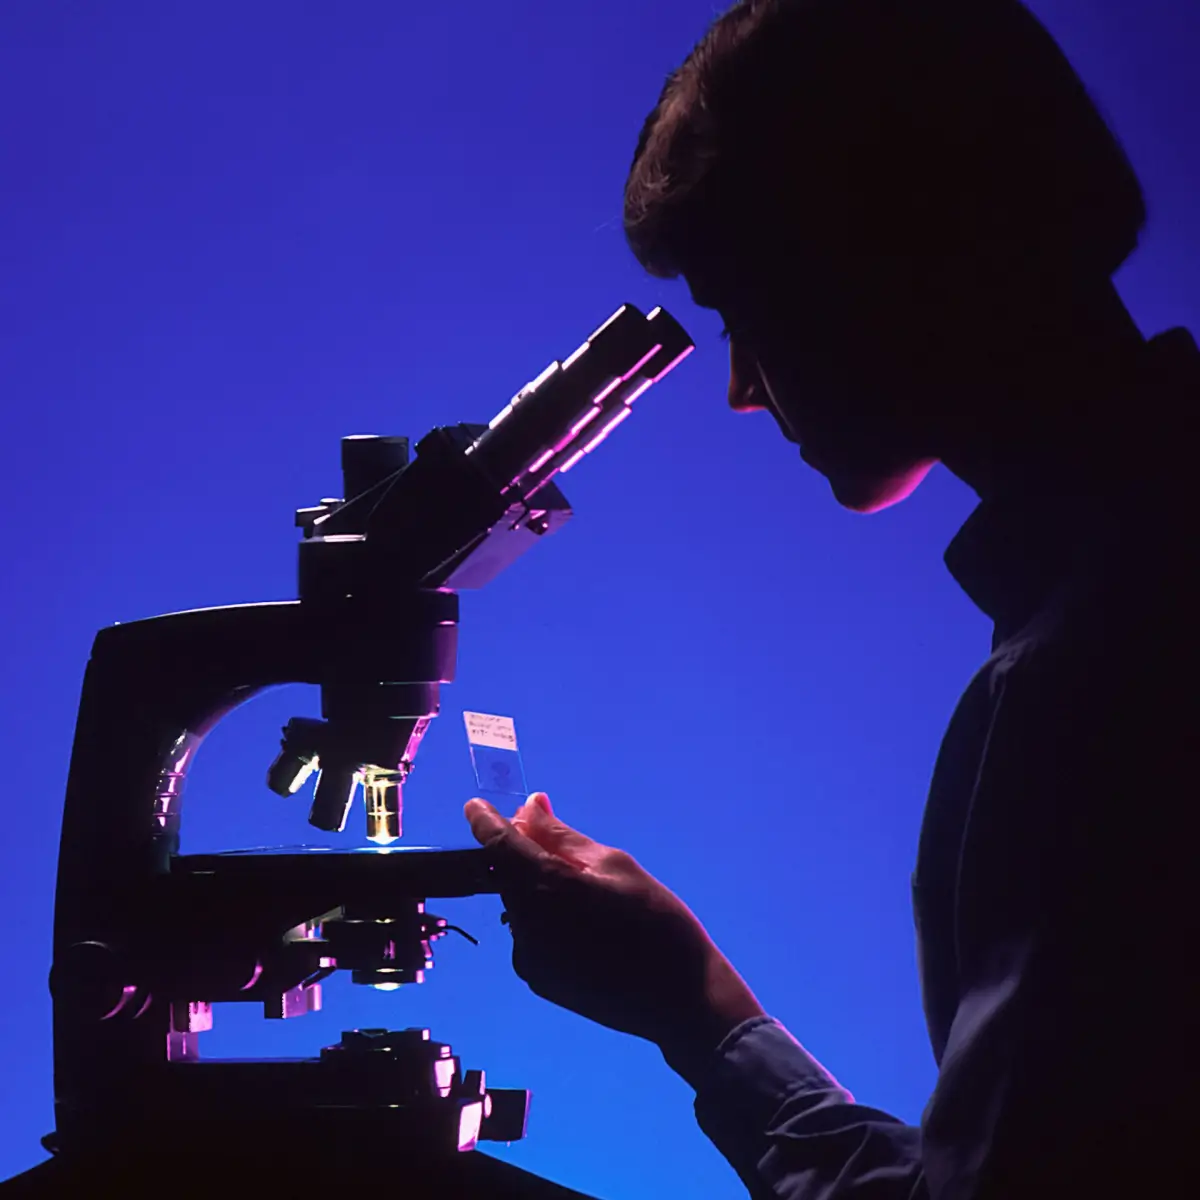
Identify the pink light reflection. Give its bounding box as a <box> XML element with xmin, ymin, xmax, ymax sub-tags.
<box><xmin>240</xmin><ymin>962</ymin><xmax>265</xmax><ymax>991</ymax></box>
<box><xmin>582</xmin><ymin>405</ymin><xmax>633</xmax><ymax>454</ymax></box>
<box><xmin>592</xmin><ymin>376</ymin><xmax>622</xmax><ymax>404</ymax></box>
<box><xmin>457</xmin><ymin>1100</ymin><xmax>484</xmax><ymax>1152</ymax></box>
<box><xmin>488</xmin><ymin>403</ymin><xmax>514</xmax><ymax>431</ymax></box>
<box><xmin>557</xmin><ymin>448</ymin><xmax>587</xmax><ymax>474</ymax></box>
<box><xmin>652</xmin><ymin>342</ymin><xmax>696</xmax><ymax>382</ymax></box>
<box><xmin>568</xmin><ymin>406</ymin><xmax>602</xmax><ymax>438</ymax></box>
<box><xmin>622</xmin><ymin>379</ymin><xmax>653</xmax><ymax>405</ymax></box>
<box><xmin>527</xmin><ymin>361</ymin><xmax>560</xmax><ymax>393</ymax></box>
<box><xmin>435</xmin><ymin>1057</ymin><xmax>457</xmax><ymax>1098</ymax></box>
<box><xmin>591</xmin><ymin>305</ymin><xmax>629</xmax><ymax>339</ymax></box>
<box><xmin>101</xmin><ymin>985</ymin><xmax>139</xmax><ymax>1021</ymax></box>
<box><xmin>562</xmin><ymin>341</ymin><xmax>590</xmax><ymax>370</ymax></box>
<box><xmin>621</xmin><ymin>344</ymin><xmax>663</xmax><ymax>382</ymax></box>
<box><xmin>527</xmin><ymin>448</ymin><xmax>555</xmax><ymax>474</ymax></box>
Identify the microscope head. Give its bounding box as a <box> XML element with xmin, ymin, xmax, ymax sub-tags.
<box><xmin>267</xmin><ymin>304</ymin><xmax>694</xmax><ymax>845</ymax></box>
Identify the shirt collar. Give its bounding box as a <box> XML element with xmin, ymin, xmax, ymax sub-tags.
<box><xmin>944</xmin><ymin>327</ymin><xmax>1200</xmax><ymax>636</ymax></box>
<box><xmin>944</xmin><ymin>484</ymin><xmax>1097</xmax><ymax>635</ymax></box>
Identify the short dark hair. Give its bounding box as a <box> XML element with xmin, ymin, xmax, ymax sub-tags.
<box><xmin>624</xmin><ymin>0</ymin><xmax>1146</xmax><ymax>288</ymax></box>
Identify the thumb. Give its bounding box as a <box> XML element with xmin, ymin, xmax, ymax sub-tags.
<box><xmin>465</xmin><ymin>797</ymin><xmax>579</xmax><ymax>892</ymax></box>
<box><xmin>465</xmin><ymin>798</ymin><xmax>510</xmax><ymax>846</ymax></box>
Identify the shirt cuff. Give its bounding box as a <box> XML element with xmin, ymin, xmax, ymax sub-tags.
<box><xmin>690</xmin><ymin>1016</ymin><xmax>855</xmax><ymax>1141</ymax></box>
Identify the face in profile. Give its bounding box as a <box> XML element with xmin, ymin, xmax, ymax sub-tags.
<box><xmin>705</xmin><ymin>273</ymin><xmax>940</xmax><ymax>514</ymax></box>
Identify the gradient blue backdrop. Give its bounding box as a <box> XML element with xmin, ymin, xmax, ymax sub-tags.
<box><xmin>1</xmin><ymin>2</ymin><xmax>1196</xmax><ymax>1195</ymax></box>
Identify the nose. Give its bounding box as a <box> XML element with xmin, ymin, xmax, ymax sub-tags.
<box><xmin>729</xmin><ymin>385</ymin><xmax>766</xmax><ymax>414</ymax></box>
<box><xmin>728</xmin><ymin>340</ymin><xmax>767</xmax><ymax>413</ymax></box>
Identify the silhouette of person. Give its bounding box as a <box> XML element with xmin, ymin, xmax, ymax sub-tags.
<box><xmin>467</xmin><ymin>2</ymin><xmax>1200</xmax><ymax>1196</ymax></box>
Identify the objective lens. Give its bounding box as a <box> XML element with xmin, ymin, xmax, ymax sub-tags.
<box><xmin>364</xmin><ymin>772</ymin><xmax>402</xmax><ymax>845</ymax></box>
<box><xmin>308</xmin><ymin>765</ymin><xmax>359</xmax><ymax>833</ymax></box>
<box><xmin>266</xmin><ymin>751</ymin><xmax>319</xmax><ymax>797</ymax></box>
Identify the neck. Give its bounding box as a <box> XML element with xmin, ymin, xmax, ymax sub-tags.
<box><xmin>937</xmin><ymin>279</ymin><xmax>1154</xmax><ymax>504</ymax></box>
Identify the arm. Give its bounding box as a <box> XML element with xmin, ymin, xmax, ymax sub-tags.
<box><xmin>467</xmin><ymin>794</ymin><xmax>929</xmax><ymax>1200</ymax></box>
<box><xmin>466</xmin><ymin>627</ymin><xmax>1197</xmax><ymax>1200</ymax></box>
<box><xmin>678</xmin><ymin>1017</ymin><xmax>927</xmax><ymax>1200</ymax></box>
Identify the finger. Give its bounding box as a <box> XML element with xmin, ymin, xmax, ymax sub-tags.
<box><xmin>464</xmin><ymin>798</ymin><xmax>509</xmax><ymax>845</ymax></box>
<box><xmin>510</xmin><ymin>796</ymin><xmax>538</xmax><ymax>832</ymax></box>
<box><xmin>520</xmin><ymin>795</ymin><xmax>600</xmax><ymax>864</ymax></box>
<box><xmin>511</xmin><ymin>795</ymin><xmax>556</xmax><ymax>840</ymax></box>
<box><xmin>466</xmin><ymin>799</ymin><xmax>580</xmax><ymax>892</ymax></box>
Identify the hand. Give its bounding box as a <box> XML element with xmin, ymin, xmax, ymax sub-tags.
<box><xmin>464</xmin><ymin>792</ymin><xmax>766</xmax><ymax>1074</ymax></box>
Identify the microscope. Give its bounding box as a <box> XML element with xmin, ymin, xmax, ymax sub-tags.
<box><xmin>6</xmin><ymin>304</ymin><xmax>694</xmax><ymax>1199</ymax></box>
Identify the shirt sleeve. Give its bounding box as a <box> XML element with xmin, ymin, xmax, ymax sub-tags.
<box><xmin>686</xmin><ymin>1017</ymin><xmax>927</xmax><ymax>1200</ymax></box>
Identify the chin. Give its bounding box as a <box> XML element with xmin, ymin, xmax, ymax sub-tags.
<box><xmin>826</xmin><ymin>460</ymin><xmax>937</xmax><ymax>514</ymax></box>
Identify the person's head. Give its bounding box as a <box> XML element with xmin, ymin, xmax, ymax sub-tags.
<box><xmin>624</xmin><ymin>0</ymin><xmax>1148</xmax><ymax>511</ymax></box>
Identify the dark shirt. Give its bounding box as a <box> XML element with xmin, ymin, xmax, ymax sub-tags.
<box><xmin>681</xmin><ymin>328</ymin><xmax>1200</xmax><ymax>1199</ymax></box>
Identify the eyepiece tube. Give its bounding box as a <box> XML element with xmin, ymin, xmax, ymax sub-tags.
<box><xmin>466</xmin><ymin>304</ymin><xmax>677</xmax><ymax>497</ymax></box>
<box><xmin>518</xmin><ymin>304</ymin><xmax>696</xmax><ymax>488</ymax></box>
<box><xmin>643</xmin><ymin>306</ymin><xmax>696</xmax><ymax>382</ymax></box>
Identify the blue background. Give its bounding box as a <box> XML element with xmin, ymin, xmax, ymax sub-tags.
<box><xmin>1</xmin><ymin>2</ymin><xmax>1196</xmax><ymax>1194</ymax></box>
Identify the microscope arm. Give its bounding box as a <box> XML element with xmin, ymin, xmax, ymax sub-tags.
<box><xmin>55</xmin><ymin>596</ymin><xmax>458</xmax><ymax>946</ymax></box>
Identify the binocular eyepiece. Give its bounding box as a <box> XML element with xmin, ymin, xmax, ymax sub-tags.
<box><xmin>465</xmin><ymin>303</ymin><xmax>693</xmax><ymax>501</ymax></box>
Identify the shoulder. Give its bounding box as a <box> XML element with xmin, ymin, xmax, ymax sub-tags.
<box><xmin>1003</xmin><ymin>487</ymin><xmax>1197</xmax><ymax>710</ymax></box>
<box><xmin>955</xmin><ymin>484</ymin><xmax>1197</xmax><ymax>818</ymax></box>
<box><xmin>955</xmin><ymin>495</ymin><xmax>1197</xmax><ymax>916</ymax></box>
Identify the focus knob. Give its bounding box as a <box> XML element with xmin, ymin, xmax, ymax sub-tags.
<box><xmin>49</xmin><ymin>940</ymin><xmax>149</xmax><ymax>1021</ymax></box>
